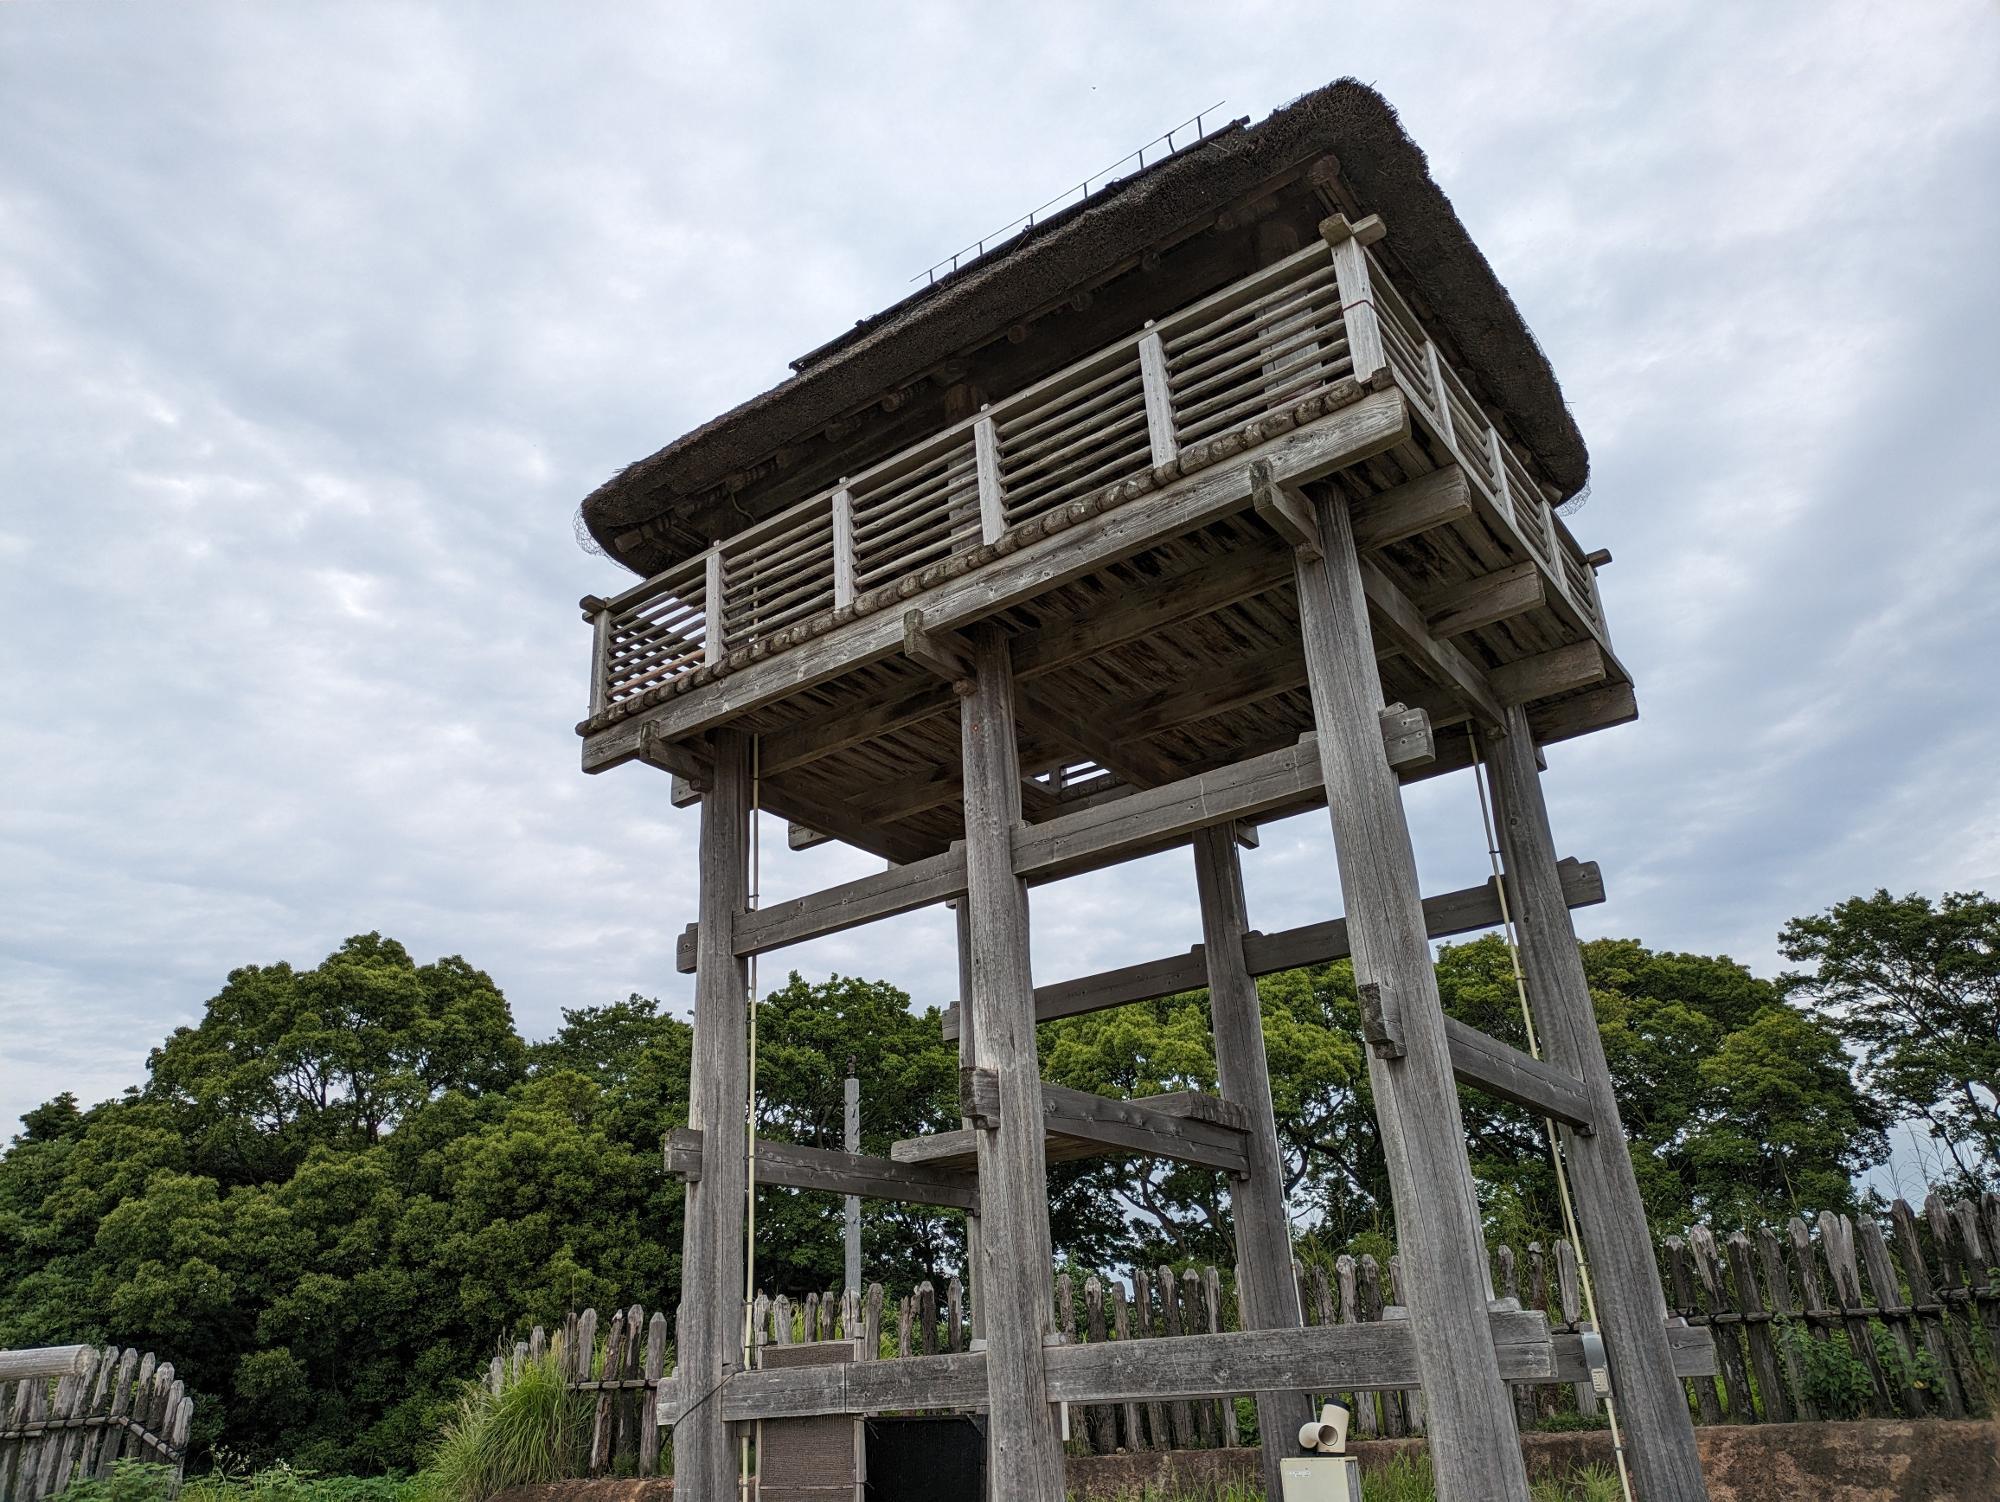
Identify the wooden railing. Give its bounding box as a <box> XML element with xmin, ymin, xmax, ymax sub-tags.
<box><xmin>0</xmin><ymin>1347</ymin><xmax>193</xmax><ymax>1502</ymax></box>
<box><xmin>583</xmin><ymin>226</ymin><xmax>1608</xmax><ymax>718</ymax></box>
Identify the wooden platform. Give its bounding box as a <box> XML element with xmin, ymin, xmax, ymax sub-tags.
<box><xmin>579</xmin><ymin>238</ymin><xmax>1632</xmax><ymax>868</ymax></box>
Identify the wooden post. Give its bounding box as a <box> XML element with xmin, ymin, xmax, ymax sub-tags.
<box><xmin>953</xmin><ymin>899</ymin><xmax>985</xmax><ymax>1343</ymax></box>
<box><xmin>1138</xmin><ymin>327</ymin><xmax>1179</xmax><ymax>467</ymax></box>
<box><xmin>831</xmin><ymin>488</ymin><xmax>856</xmax><ymax>609</ymax></box>
<box><xmin>974</xmin><ymin>415</ymin><xmax>1005</xmax><ymax>544</ymax></box>
<box><xmin>671</xmin><ymin>728</ymin><xmax>752</xmax><ymax>1501</ymax></box>
<box><xmin>958</xmin><ymin>625</ymin><xmax>1065</xmax><ymax>1499</ymax></box>
<box><xmin>1190</xmin><ymin>823</ymin><xmax>1310</xmax><ymax>1494</ymax></box>
<box><xmin>1290</xmin><ymin>487</ymin><xmax>1530</xmax><ymax>1502</ymax></box>
<box><xmin>1485</xmin><ymin>702</ymin><xmax>1709</xmax><ymax>1497</ymax></box>
<box><xmin>701</xmin><ymin>545</ymin><xmax>725</xmax><ymax>662</ymax></box>
<box><xmin>844</xmin><ymin>1065</ymin><xmax>862</xmax><ymax>1298</ymax></box>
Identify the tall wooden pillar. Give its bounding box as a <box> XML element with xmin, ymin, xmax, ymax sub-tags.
<box><xmin>1293</xmin><ymin>492</ymin><xmax>1532</xmax><ymax>1502</ymax></box>
<box><xmin>954</xmin><ymin>899</ymin><xmax>986</xmax><ymax>1342</ymax></box>
<box><xmin>959</xmin><ymin>625</ymin><xmax>1065</xmax><ymax>1498</ymax></box>
<box><xmin>1486</xmin><ymin>705</ymin><xmax>1710</xmax><ymax>1500</ymax></box>
<box><xmin>1192</xmin><ymin>824</ymin><xmax>1310</xmax><ymax>1496</ymax></box>
<box><xmin>673</xmin><ymin>729</ymin><xmax>752</xmax><ymax>1501</ymax></box>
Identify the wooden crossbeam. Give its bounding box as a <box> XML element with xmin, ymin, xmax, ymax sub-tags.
<box><xmin>700</xmin><ymin>732</ymin><xmax>1598</xmax><ymax>966</ymax></box>
<box><xmin>1357</xmin><ymin>557</ymin><xmax>1507</xmax><ymax>727</ymax></box>
<box><xmin>1489</xmin><ymin>641</ymin><xmax>1608</xmax><ymax>706</ymax></box>
<box><xmin>712</xmin><ymin>1309</ymin><xmax>1557</xmax><ymax>1422</ymax></box>
<box><xmin>1422</xmin><ymin>561</ymin><xmax>1546</xmax><ymax>640</ymax></box>
<box><xmin>890</xmin><ymin>1086</ymin><xmax>1250</xmax><ymax>1176</ymax></box>
<box><xmin>584</xmin><ymin>387</ymin><xmax>1410</xmax><ymax>771</ymax></box>
<box><xmin>640</xmin><ymin>725</ymin><xmax>937</xmax><ymax>866</ymax></box>
<box><xmin>731</xmin><ymin>844</ymin><xmax>966</xmax><ymax>957</ymax></box>
<box><xmin>663</xmin><ymin>1128</ymin><xmax>978</xmax><ymax>1211</ymax></box>
<box><xmin>1250</xmin><ymin>460</ymin><xmax>1322</xmax><ymax>560</ymax></box>
<box><xmin>1441</xmin><ymin>1018</ymin><xmax>1594</xmax><ymax>1132</ymax></box>
<box><xmin>940</xmin><ymin>858</ymin><xmax>1605</xmax><ymax>1040</ymax></box>
<box><xmin>1011</xmin><ymin>737</ymin><xmax>1325</xmax><ymax>883</ymax></box>
<box><xmin>902</xmin><ymin>609</ymin><xmax>974</xmax><ymax>690</ymax></box>
<box><xmin>1350</xmin><ymin>466</ymin><xmax>1473</xmax><ymax>551</ymax></box>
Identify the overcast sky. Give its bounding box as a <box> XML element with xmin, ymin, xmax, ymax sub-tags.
<box><xmin>4</xmin><ymin>3</ymin><xmax>1996</xmax><ymax>1154</ymax></box>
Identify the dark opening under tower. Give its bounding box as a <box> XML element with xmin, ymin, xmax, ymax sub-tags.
<box><xmin>573</xmin><ymin>79</ymin><xmax>1715</xmax><ymax>1502</ymax></box>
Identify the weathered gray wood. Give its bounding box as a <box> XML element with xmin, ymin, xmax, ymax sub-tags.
<box><xmin>1555</xmin><ymin>1239</ymin><xmax>1600</xmax><ymax>1418</ymax></box>
<box><xmin>1484</xmin><ymin>704</ymin><xmax>1709</xmax><ymax>1498</ymax></box>
<box><xmin>890</xmin><ymin>1085</ymin><xmax>1248</xmax><ymax>1175</ymax></box>
<box><xmin>1138</xmin><ymin>328</ymin><xmax>1179</xmax><ymax>467</ymax></box>
<box><xmin>1725</xmin><ymin>1232</ymin><xmax>1790</xmax><ymax>1423</ymax></box>
<box><xmin>1191</xmin><ymin>824</ymin><xmax>1308</xmax><ymax>1493</ymax></box>
<box><xmin>582</xmin><ymin>388</ymin><xmax>1410</xmax><ymax>769</ymax></box>
<box><xmin>1422</xmin><ymin>561</ymin><xmax>1544</xmax><ymax>639</ymax></box>
<box><xmin>957</xmin><ymin>626</ymin><xmax>1064</xmax><ymax>1500</ymax></box>
<box><xmin>1111</xmin><ymin>1279</ymin><xmax>1146</xmax><ymax>1450</ymax></box>
<box><xmin>672</xmin><ymin>728</ymin><xmax>752</xmax><ymax>1499</ymax></box>
<box><xmin>1687</xmin><ymin>1228</ymin><xmax>1749</xmax><ymax>1423</ymax></box>
<box><xmin>1497</xmin><ymin>1247</ymin><xmax>1537</xmax><ymax>1431</ymax></box>
<box><xmin>1293</xmin><ymin>486</ymin><xmax>1526</xmax><ymax>1502</ymax></box>
<box><xmin>638</xmin><ymin>1311</ymin><xmax>668</xmax><ymax>1475</ymax></box>
<box><xmin>1011</xmin><ymin>736</ymin><xmax>1325</xmax><ymax>882</ymax></box>
<box><xmin>1250</xmin><ymin>459</ymin><xmax>1322</xmax><ymax>560</ymax></box>
<box><xmin>1356</xmin><ymin>555</ymin><xmax>1506</xmax><ymax>728</ymax></box>
<box><xmin>732</xmin><ymin>844</ymin><xmax>966</xmax><ymax>956</ymax></box>
<box><xmin>1759</xmin><ymin>1226</ymin><xmax>1818</xmax><ymax>1422</ymax></box>
<box><xmin>1820</xmin><ymin>1210</ymin><xmax>1896</xmax><ymax>1414</ymax></box>
<box><xmin>0</xmin><ymin>1352</ymin><xmax>90</xmax><ymax>1384</ymax></box>
<box><xmin>1083</xmin><ymin>1277</ymin><xmax>1115</xmax><ymax>1453</ymax></box>
<box><xmin>1349</xmin><ymin>466</ymin><xmax>1473</xmax><ymax>551</ymax></box>
<box><xmin>1439</xmin><ymin>1017</ymin><xmax>1594</xmax><ymax>1131</ymax></box>
<box><xmin>664</xmin><ymin>1128</ymin><xmax>978</xmax><ymax>1211</ymax></box>
<box><xmin>940</xmin><ymin>859</ymin><xmax>1605</xmax><ymax>1042</ymax></box>
<box><xmin>1550</xmin><ymin>1325</ymin><xmax>1716</xmax><ymax>1384</ymax></box>
<box><xmin>1855</xmin><ymin>1213</ymin><xmax>1928</xmax><ymax>1417</ymax></box>
<box><xmin>1489</xmin><ymin>641</ymin><xmax>1607</xmax><ymax>707</ymax></box>
<box><xmin>1202</xmin><ymin>1266</ymin><xmax>1238</xmax><ymax>1446</ymax></box>
<box><xmin>719</xmin><ymin>1309</ymin><xmax>1557</xmax><ymax>1421</ymax></box>
<box><xmin>1893</xmin><ymin>1201</ymin><xmax>1971</xmax><ymax>1414</ymax></box>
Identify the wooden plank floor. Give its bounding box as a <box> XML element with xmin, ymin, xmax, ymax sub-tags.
<box><xmin>722</xmin><ymin>432</ymin><xmax>1631</xmax><ymax>863</ymax></box>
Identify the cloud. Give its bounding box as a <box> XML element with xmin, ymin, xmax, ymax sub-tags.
<box><xmin>2</xmin><ymin>1</ymin><xmax>1996</xmax><ymax>1136</ymax></box>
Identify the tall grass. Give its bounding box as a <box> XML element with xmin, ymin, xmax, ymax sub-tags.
<box><xmin>421</xmin><ymin>1352</ymin><xmax>591</xmax><ymax>1502</ymax></box>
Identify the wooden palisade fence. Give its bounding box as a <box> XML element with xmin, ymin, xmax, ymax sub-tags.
<box><xmin>0</xmin><ymin>1346</ymin><xmax>194</xmax><ymax>1502</ymax></box>
<box><xmin>521</xmin><ymin>1186</ymin><xmax>1999</xmax><ymax>1476</ymax></box>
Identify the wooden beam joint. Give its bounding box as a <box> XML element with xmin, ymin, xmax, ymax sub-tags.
<box><xmin>903</xmin><ymin>609</ymin><xmax>976</xmax><ymax>696</ymax></box>
<box><xmin>1250</xmin><ymin>459</ymin><xmax>1323</xmax><ymax>561</ymax></box>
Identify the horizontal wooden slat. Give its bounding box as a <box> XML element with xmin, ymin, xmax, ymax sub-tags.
<box><xmin>940</xmin><ymin>857</ymin><xmax>1606</xmax><ymax>1040</ymax></box>
<box><xmin>1441</xmin><ymin>1018</ymin><xmax>1594</xmax><ymax>1132</ymax></box>
<box><xmin>733</xmin><ymin>845</ymin><xmax>967</xmax><ymax>955</ymax></box>
<box><xmin>713</xmin><ymin>1309</ymin><xmax>1556</xmax><ymax>1421</ymax></box>
<box><xmin>664</xmin><ymin>1128</ymin><xmax>978</xmax><ymax>1211</ymax></box>
<box><xmin>583</xmin><ymin>387</ymin><xmax>1410</xmax><ymax>770</ymax></box>
<box><xmin>890</xmin><ymin>1086</ymin><xmax>1249</xmax><ymax>1176</ymax></box>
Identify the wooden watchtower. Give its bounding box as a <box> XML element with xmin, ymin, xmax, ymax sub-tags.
<box><xmin>575</xmin><ymin>80</ymin><xmax>1713</xmax><ymax>1502</ymax></box>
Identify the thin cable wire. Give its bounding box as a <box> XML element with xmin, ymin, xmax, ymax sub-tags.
<box><xmin>1469</xmin><ymin>727</ymin><xmax>1638</xmax><ymax>1502</ymax></box>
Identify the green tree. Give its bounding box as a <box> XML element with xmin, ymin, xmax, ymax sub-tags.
<box><xmin>1781</xmin><ymin>889</ymin><xmax>2000</xmax><ymax>1188</ymax></box>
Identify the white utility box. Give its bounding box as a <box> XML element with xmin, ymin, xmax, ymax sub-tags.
<box><xmin>1278</xmin><ymin>1454</ymin><xmax>1363</xmax><ymax>1502</ymax></box>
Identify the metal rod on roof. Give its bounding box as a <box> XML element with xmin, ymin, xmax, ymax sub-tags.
<box><xmin>910</xmin><ymin>101</ymin><xmax>1225</xmax><ymax>284</ymax></box>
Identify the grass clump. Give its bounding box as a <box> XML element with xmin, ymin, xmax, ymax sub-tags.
<box><xmin>421</xmin><ymin>1352</ymin><xmax>591</xmax><ymax>1502</ymax></box>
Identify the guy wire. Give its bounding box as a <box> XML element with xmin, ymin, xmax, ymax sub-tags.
<box><xmin>1469</xmin><ymin>727</ymin><xmax>1637</xmax><ymax>1502</ymax></box>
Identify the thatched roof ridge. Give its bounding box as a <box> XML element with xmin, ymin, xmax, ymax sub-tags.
<box><xmin>581</xmin><ymin>79</ymin><xmax>1587</xmax><ymax>573</ymax></box>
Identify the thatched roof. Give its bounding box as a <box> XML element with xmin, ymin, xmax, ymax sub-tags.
<box><xmin>582</xmin><ymin>79</ymin><xmax>1587</xmax><ymax>575</ymax></box>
